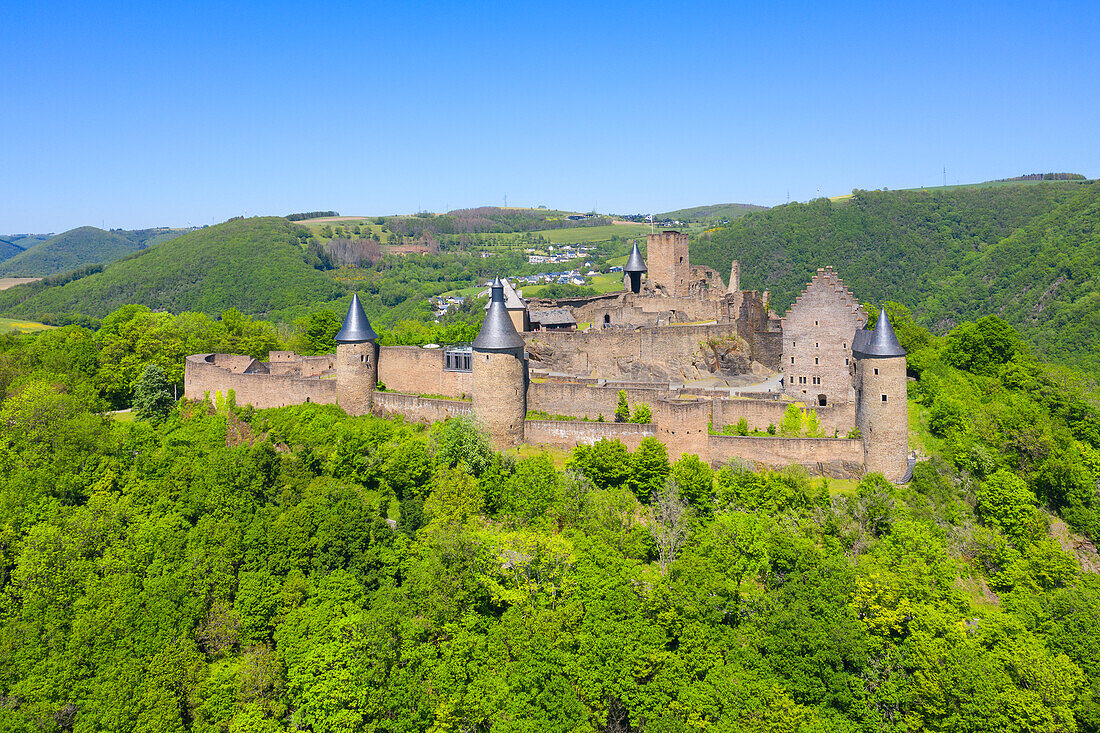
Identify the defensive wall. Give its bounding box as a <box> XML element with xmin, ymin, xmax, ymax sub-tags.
<box><xmin>525</xmin><ymin>322</ymin><xmax>781</xmax><ymax>381</ymax></box>
<box><xmin>184</xmin><ymin>354</ymin><xmax>336</xmax><ymax>409</ymax></box>
<box><xmin>373</xmin><ymin>391</ymin><xmax>472</xmax><ymax>423</ymax></box>
<box><xmin>377</xmin><ymin>345</ymin><xmax>471</xmax><ymax>398</ymax></box>
<box><xmin>523</xmin><ymin>420</ymin><xmax>656</xmax><ymax>452</ymax></box>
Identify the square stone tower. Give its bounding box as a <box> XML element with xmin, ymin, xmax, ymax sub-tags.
<box><xmin>647</xmin><ymin>230</ymin><xmax>690</xmax><ymax>296</ymax></box>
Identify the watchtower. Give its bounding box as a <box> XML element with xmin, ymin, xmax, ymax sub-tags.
<box><xmin>852</xmin><ymin>307</ymin><xmax>908</xmax><ymax>481</ymax></box>
<box><xmin>647</xmin><ymin>230</ymin><xmax>690</xmax><ymax>296</ymax></box>
<box><xmin>335</xmin><ymin>293</ymin><xmax>379</xmax><ymax>416</ymax></box>
<box><xmin>472</xmin><ymin>278</ymin><xmax>528</xmax><ymax>449</ymax></box>
<box><xmin>623</xmin><ymin>241</ymin><xmax>647</xmax><ymax>294</ymax></box>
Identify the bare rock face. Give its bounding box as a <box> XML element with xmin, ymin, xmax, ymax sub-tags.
<box><xmin>695</xmin><ymin>335</ymin><xmax>752</xmax><ymax>376</ymax></box>
<box><xmin>525</xmin><ymin>341</ymin><xmax>554</xmax><ymax>363</ymax></box>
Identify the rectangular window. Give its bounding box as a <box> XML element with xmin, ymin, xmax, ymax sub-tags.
<box><xmin>815</xmin><ymin>342</ymin><xmax>819</xmax><ymax>348</ymax></box>
<box><xmin>814</xmin><ymin>357</ymin><xmax>819</xmax><ymax>365</ymax></box>
<box><xmin>881</xmin><ymin>394</ymin><xmax>888</xmax><ymax>402</ymax></box>
<box><xmin>845</xmin><ymin>358</ymin><xmax>850</xmax><ymax>366</ymax></box>
<box><xmin>814</xmin><ymin>320</ymin><xmax>819</xmax><ymax>326</ymax></box>
<box><xmin>812</xmin><ymin>376</ymin><xmax>821</xmax><ymax>385</ymax></box>
<box><xmin>791</xmin><ymin>357</ymin><xmax>795</xmax><ymax>365</ymax></box>
<box><xmin>874</xmin><ymin>368</ymin><xmax>879</xmax><ymax>376</ymax></box>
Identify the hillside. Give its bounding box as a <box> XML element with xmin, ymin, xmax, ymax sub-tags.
<box><xmin>658</xmin><ymin>202</ymin><xmax>767</xmax><ymax>223</ymax></box>
<box><xmin>0</xmin><ymin>226</ymin><xmax>191</xmax><ymax>277</ymax></box>
<box><xmin>0</xmin><ymin>218</ymin><xmax>346</xmax><ymax>319</ymax></box>
<box><xmin>0</xmin><ymin>226</ymin><xmax>140</xmax><ymax>276</ymax></box>
<box><xmin>961</xmin><ymin>182</ymin><xmax>1100</xmax><ymax>371</ymax></box>
<box><xmin>690</xmin><ymin>179</ymin><xmax>1099</xmax><ymax>370</ymax></box>
<box><xmin>0</xmin><ymin>238</ymin><xmax>22</xmax><ymax>262</ymax></box>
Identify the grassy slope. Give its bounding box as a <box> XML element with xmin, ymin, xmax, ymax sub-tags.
<box><xmin>0</xmin><ymin>316</ymin><xmax>52</xmax><ymax>334</ymax></box>
<box><xmin>658</xmin><ymin>203</ymin><xmax>767</xmax><ymax>222</ymax></box>
<box><xmin>0</xmin><ymin>227</ymin><xmax>140</xmax><ymax>277</ymax></box>
<box><xmin>0</xmin><ymin>218</ymin><xmax>346</xmax><ymax>319</ymax></box>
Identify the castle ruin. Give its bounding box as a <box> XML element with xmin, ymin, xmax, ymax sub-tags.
<box><xmin>185</xmin><ymin>232</ymin><xmax>911</xmax><ymax>481</ymax></box>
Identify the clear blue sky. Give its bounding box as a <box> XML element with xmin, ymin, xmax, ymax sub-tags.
<box><xmin>3</xmin><ymin>0</ymin><xmax>1098</xmax><ymax>232</ymax></box>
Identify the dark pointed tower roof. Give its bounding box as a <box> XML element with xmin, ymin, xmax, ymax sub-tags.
<box><xmin>624</xmin><ymin>242</ymin><xmax>647</xmax><ymax>273</ymax></box>
<box><xmin>852</xmin><ymin>307</ymin><xmax>906</xmax><ymax>358</ymax></box>
<box><xmin>335</xmin><ymin>293</ymin><xmax>378</xmax><ymax>343</ymax></box>
<box><xmin>472</xmin><ymin>278</ymin><xmax>526</xmax><ymax>351</ymax></box>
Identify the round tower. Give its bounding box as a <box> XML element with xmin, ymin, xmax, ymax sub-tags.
<box><xmin>623</xmin><ymin>241</ymin><xmax>648</xmax><ymax>294</ymax></box>
<box><xmin>853</xmin><ymin>307</ymin><xmax>908</xmax><ymax>481</ymax></box>
<box><xmin>335</xmin><ymin>293</ymin><xmax>379</xmax><ymax>416</ymax></box>
<box><xmin>472</xmin><ymin>278</ymin><xmax>528</xmax><ymax>449</ymax></box>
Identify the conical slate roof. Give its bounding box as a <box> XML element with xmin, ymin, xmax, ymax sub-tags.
<box><xmin>624</xmin><ymin>242</ymin><xmax>647</xmax><ymax>272</ymax></box>
<box><xmin>472</xmin><ymin>278</ymin><xmax>526</xmax><ymax>351</ymax></box>
<box><xmin>852</xmin><ymin>307</ymin><xmax>906</xmax><ymax>358</ymax></box>
<box><xmin>334</xmin><ymin>293</ymin><xmax>378</xmax><ymax>343</ymax></box>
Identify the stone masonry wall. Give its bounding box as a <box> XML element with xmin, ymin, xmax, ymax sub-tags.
<box><xmin>524</xmin><ymin>420</ymin><xmax>656</xmax><ymax>452</ymax></box>
<box><xmin>373</xmin><ymin>391</ymin><xmax>472</xmax><ymax>424</ymax></box>
<box><xmin>710</xmin><ymin>397</ymin><xmax>856</xmax><ymax>435</ymax></box>
<box><xmin>526</xmin><ymin>323</ymin><xmax>760</xmax><ymax>382</ymax></box>
<box><xmin>378</xmin><ymin>346</ymin><xmax>472</xmax><ymax>398</ymax></box>
<box><xmin>528</xmin><ymin>381</ymin><xmax>674</xmax><ymax>419</ymax></box>
<box><xmin>184</xmin><ymin>354</ymin><xmax>336</xmax><ymax>408</ymax></box>
<box><xmin>782</xmin><ymin>266</ymin><xmax>866</xmax><ymax>407</ymax></box>
<box><xmin>707</xmin><ymin>435</ymin><xmax>864</xmax><ymax>478</ymax></box>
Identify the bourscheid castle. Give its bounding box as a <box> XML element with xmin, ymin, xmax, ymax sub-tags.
<box><xmin>185</xmin><ymin>231</ymin><xmax>911</xmax><ymax>481</ymax></box>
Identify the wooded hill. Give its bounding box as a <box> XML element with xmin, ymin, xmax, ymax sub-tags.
<box><xmin>0</xmin><ymin>226</ymin><xmax>190</xmax><ymax>277</ymax></box>
<box><xmin>690</xmin><ymin>179</ymin><xmax>1100</xmax><ymax>373</ymax></box>
<box><xmin>0</xmin><ymin>238</ymin><xmax>23</xmax><ymax>262</ymax></box>
<box><xmin>657</xmin><ymin>202</ymin><xmax>767</xmax><ymax>223</ymax></box>
<box><xmin>0</xmin><ymin>218</ymin><xmax>345</xmax><ymax>319</ymax></box>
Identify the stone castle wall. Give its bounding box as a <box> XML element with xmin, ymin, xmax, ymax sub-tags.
<box><xmin>708</xmin><ymin>435</ymin><xmax>864</xmax><ymax>478</ymax></box>
<box><xmin>373</xmin><ymin>391</ymin><xmax>472</xmax><ymax>424</ymax></box>
<box><xmin>710</xmin><ymin>397</ymin><xmax>855</xmax><ymax>435</ymax></box>
<box><xmin>526</xmin><ymin>323</ymin><xmax>779</xmax><ymax>382</ymax></box>
<box><xmin>184</xmin><ymin>354</ymin><xmax>336</xmax><ymax>408</ymax></box>
<box><xmin>524</xmin><ymin>420</ymin><xmax>656</xmax><ymax>452</ymax></box>
<box><xmin>528</xmin><ymin>380</ymin><xmax>674</xmax><ymax>419</ymax></box>
<box><xmin>378</xmin><ymin>346</ymin><xmax>472</xmax><ymax>398</ymax></box>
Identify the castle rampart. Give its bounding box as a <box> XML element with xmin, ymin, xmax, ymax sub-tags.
<box><xmin>184</xmin><ymin>354</ymin><xmax>336</xmax><ymax>408</ymax></box>
<box><xmin>378</xmin><ymin>345</ymin><xmax>472</xmax><ymax>398</ymax></box>
<box><xmin>374</xmin><ymin>391</ymin><xmax>473</xmax><ymax>423</ymax></box>
<box><xmin>523</xmin><ymin>420</ymin><xmax>656</xmax><ymax>452</ymax></box>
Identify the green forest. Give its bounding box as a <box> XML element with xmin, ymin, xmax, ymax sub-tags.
<box><xmin>0</xmin><ymin>226</ymin><xmax>189</xmax><ymax>278</ymax></box>
<box><xmin>3</xmin><ymin>292</ymin><xmax>1100</xmax><ymax>730</ymax></box>
<box><xmin>690</xmin><ymin>180</ymin><xmax>1100</xmax><ymax>373</ymax></box>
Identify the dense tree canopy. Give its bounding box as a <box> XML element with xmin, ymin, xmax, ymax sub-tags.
<box><xmin>1</xmin><ymin>301</ymin><xmax>1100</xmax><ymax>731</ymax></box>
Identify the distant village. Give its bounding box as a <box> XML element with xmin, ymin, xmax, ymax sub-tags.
<box><xmin>430</xmin><ymin>242</ymin><xmax>615</xmax><ymax>318</ymax></box>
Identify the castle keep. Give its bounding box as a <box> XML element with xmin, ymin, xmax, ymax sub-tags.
<box><xmin>185</xmin><ymin>232</ymin><xmax>912</xmax><ymax>481</ymax></box>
